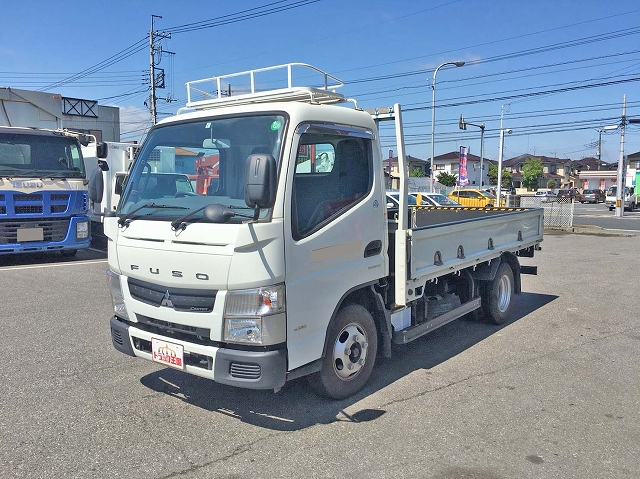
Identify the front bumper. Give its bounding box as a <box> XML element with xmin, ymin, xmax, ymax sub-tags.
<box><xmin>110</xmin><ymin>316</ymin><xmax>287</xmax><ymax>390</ymax></box>
<box><xmin>0</xmin><ymin>215</ymin><xmax>91</xmax><ymax>255</ymax></box>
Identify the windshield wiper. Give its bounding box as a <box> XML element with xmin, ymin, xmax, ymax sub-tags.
<box><xmin>0</xmin><ymin>168</ymin><xmax>38</xmax><ymax>178</ymax></box>
<box><xmin>171</xmin><ymin>204</ymin><xmax>257</xmax><ymax>231</ymax></box>
<box><xmin>118</xmin><ymin>203</ymin><xmax>188</xmax><ymax>227</ymax></box>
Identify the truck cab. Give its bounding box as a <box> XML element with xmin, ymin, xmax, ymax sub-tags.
<box><xmin>605</xmin><ymin>185</ymin><xmax>637</xmax><ymax>211</ymax></box>
<box><xmin>0</xmin><ymin>126</ymin><xmax>100</xmax><ymax>255</ymax></box>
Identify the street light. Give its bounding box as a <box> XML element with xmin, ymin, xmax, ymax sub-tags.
<box><xmin>459</xmin><ymin>114</ymin><xmax>485</xmax><ymax>186</ymax></box>
<box><xmin>496</xmin><ymin>128</ymin><xmax>512</xmax><ymax>206</ymax></box>
<box><xmin>430</xmin><ymin>60</ymin><xmax>465</xmax><ymax>192</ymax></box>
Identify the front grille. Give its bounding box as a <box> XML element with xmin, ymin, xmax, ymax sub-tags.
<box><xmin>14</xmin><ymin>194</ymin><xmax>42</xmax><ymax>201</ymax></box>
<box><xmin>136</xmin><ymin>314</ymin><xmax>211</xmax><ymax>340</ymax></box>
<box><xmin>1</xmin><ymin>191</ymin><xmax>75</xmax><ymax>216</ymax></box>
<box><xmin>111</xmin><ymin>327</ymin><xmax>124</xmax><ymax>346</ymax></box>
<box><xmin>128</xmin><ymin>277</ymin><xmax>217</xmax><ymax>313</ymax></box>
<box><xmin>15</xmin><ymin>205</ymin><xmax>43</xmax><ymax>214</ymax></box>
<box><xmin>230</xmin><ymin>362</ymin><xmax>261</xmax><ymax>380</ymax></box>
<box><xmin>0</xmin><ymin>218</ymin><xmax>70</xmax><ymax>243</ymax></box>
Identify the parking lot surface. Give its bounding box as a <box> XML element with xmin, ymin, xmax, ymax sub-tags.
<box><xmin>1</xmin><ymin>231</ymin><xmax>638</xmax><ymax>479</ymax></box>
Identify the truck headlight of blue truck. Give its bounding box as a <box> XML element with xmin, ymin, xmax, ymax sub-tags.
<box><xmin>76</xmin><ymin>220</ymin><xmax>89</xmax><ymax>240</ymax></box>
<box><xmin>223</xmin><ymin>284</ymin><xmax>286</xmax><ymax>345</ymax></box>
<box><xmin>106</xmin><ymin>270</ymin><xmax>130</xmax><ymax>320</ymax></box>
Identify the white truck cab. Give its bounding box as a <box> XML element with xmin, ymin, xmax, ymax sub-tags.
<box><xmin>605</xmin><ymin>185</ymin><xmax>637</xmax><ymax>211</ymax></box>
<box><xmin>95</xmin><ymin>64</ymin><xmax>543</xmax><ymax>399</ymax></box>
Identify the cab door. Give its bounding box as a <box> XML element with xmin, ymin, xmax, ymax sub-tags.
<box><xmin>283</xmin><ymin>124</ymin><xmax>387</xmax><ymax>371</ymax></box>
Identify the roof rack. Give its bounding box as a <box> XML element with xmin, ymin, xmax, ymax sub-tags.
<box><xmin>180</xmin><ymin>63</ymin><xmax>346</xmax><ymax>112</ymax></box>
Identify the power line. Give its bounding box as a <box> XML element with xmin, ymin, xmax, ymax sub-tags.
<box><xmin>39</xmin><ymin>39</ymin><xmax>148</xmax><ymax>91</ymax></box>
<box><xmin>165</xmin><ymin>0</ymin><xmax>320</xmax><ymax>34</ymax></box>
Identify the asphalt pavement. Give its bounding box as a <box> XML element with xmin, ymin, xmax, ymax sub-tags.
<box><xmin>0</xmin><ymin>229</ymin><xmax>639</xmax><ymax>479</ymax></box>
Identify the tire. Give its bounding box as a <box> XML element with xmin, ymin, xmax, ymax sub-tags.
<box><xmin>308</xmin><ymin>304</ymin><xmax>378</xmax><ymax>399</ymax></box>
<box><xmin>482</xmin><ymin>262</ymin><xmax>514</xmax><ymax>325</ymax></box>
<box><xmin>60</xmin><ymin>249</ymin><xmax>78</xmax><ymax>257</ymax></box>
<box><xmin>609</xmin><ymin>207</ymin><xmax>614</xmax><ymax>211</ymax></box>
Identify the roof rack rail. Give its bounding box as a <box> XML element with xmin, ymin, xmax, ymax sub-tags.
<box><xmin>180</xmin><ymin>63</ymin><xmax>345</xmax><ymax>113</ymax></box>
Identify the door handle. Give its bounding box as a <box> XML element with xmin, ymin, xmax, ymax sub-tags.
<box><xmin>364</xmin><ymin>240</ymin><xmax>382</xmax><ymax>258</ymax></box>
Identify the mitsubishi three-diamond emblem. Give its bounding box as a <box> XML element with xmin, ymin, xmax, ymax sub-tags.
<box><xmin>160</xmin><ymin>290</ymin><xmax>174</xmax><ymax>308</ymax></box>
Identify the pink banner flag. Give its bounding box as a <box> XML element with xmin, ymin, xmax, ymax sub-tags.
<box><xmin>458</xmin><ymin>146</ymin><xmax>469</xmax><ymax>186</ymax></box>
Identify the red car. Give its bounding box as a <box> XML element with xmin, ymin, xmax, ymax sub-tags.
<box><xmin>557</xmin><ymin>188</ymin><xmax>582</xmax><ymax>202</ymax></box>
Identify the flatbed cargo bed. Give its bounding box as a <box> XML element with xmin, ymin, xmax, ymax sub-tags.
<box><xmin>390</xmin><ymin>205</ymin><xmax>544</xmax><ymax>305</ymax></box>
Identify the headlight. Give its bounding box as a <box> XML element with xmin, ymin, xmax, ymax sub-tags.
<box><xmin>76</xmin><ymin>220</ymin><xmax>89</xmax><ymax>239</ymax></box>
<box><xmin>224</xmin><ymin>283</ymin><xmax>285</xmax><ymax>316</ymax></box>
<box><xmin>106</xmin><ymin>269</ymin><xmax>129</xmax><ymax>320</ymax></box>
<box><xmin>224</xmin><ymin>284</ymin><xmax>286</xmax><ymax>345</ymax></box>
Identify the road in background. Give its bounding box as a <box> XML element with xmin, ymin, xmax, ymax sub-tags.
<box><xmin>572</xmin><ymin>201</ymin><xmax>640</xmax><ymax>231</ymax></box>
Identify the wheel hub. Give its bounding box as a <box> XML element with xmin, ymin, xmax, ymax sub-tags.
<box><xmin>332</xmin><ymin>323</ymin><xmax>368</xmax><ymax>380</ymax></box>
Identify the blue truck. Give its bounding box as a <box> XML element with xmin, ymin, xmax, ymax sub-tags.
<box><xmin>0</xmin><ymin>126</ymin><xmax>105</xmax><ymax>256</ymax></box>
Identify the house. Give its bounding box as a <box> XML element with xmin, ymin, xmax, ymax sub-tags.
<box><xmin>384</xmin><ymin>154</ymin><xmax>430</xmax><ymax>189</ymax></box>
<box><xmin>502</xmin><ymin>154</ymin><xmax>574</xmax><ymax>189</ymax></box>
<box><xmin>430</xmin><ymin>151</ymin><xmax>492</xmax><ymax>187</ymax></box>
<box><xmin>578</xmin><ymin>151</ymin><xmax>640</xmax><ymax>191</ymax></box>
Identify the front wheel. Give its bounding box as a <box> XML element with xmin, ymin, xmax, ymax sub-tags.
<box><xmin>308</xmin><ymin>304</ymin><xmax>378</xmax><ymax>399</ymax></box>
<box><xmin>482</xmin><ymin>262</ymin><xmax>514</xmax><ymax>325</ymax></box>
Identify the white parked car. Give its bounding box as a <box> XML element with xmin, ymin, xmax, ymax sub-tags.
<box><xmin>534</xmin><ymin>190</ymin><xmax>556</xmax><ymax>198</ymax></box>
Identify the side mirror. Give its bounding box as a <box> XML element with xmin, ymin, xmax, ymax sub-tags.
<box><xmin>245</xmin><ymin>153</ymin><xmax>276</xmax><ymax>209</ymax></box>
<box><xmin>97</xmin><ymin>159</ymin><xmax>109</xmax><ymax>172</ymax></box>
<box><xmin>88</xmin><ymin>168</ymin><xmax>104</xmax><ymax>204</ymax></box>
<box><xmin>96</xmin><ymin>142</ymin><xmax>108</xmax><ymax>159</ymax></box>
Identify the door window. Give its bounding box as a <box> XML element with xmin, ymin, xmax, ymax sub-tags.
<box><xmin>292</xmin><ymin>133</ymin><xmax>372</xmax><ymax>239</ymax></box>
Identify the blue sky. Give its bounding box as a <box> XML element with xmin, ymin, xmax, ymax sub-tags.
<box><xmin>1</xmin><ymin>0</ymin><xmax>639</xmax><ymax>164</ymax></box>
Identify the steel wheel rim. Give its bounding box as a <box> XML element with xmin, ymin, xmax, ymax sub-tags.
<box><xmin>332</xmin><ymin>322</ymin><xmax>368</xmax><ymax>380</ymax></box>
<box><xmin>497</xmin><ymin>273</ymin><xmax>512</xmax><ymax>313</ymax></box>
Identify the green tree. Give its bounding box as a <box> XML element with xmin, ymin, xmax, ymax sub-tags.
<box><xmin>487</xmin><ymin>164</ymin><xmax>512</xmax><ymax>186</ymax></box>
<box><xmin>410</xmin><ymin>167</ymin><xmax>425</xmax><ymax>177</ymax></box>
<box><xmin>521</xmin><ymin>157</ymin><xmax>543</xmax><ymax>190</ymax></box>
<box><xmin>436</xmin><ymin>171</ymin><xmax>458</xmax><ymax>187</ymax></box>
<box><xmin>547</xmin><ymin>179</ymin><xmax>556</xmax><ymax>189</ymax></box>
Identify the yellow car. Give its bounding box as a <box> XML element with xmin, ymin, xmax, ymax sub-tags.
<box><xmin>448</xmin><ymin>188</ymin><xmax>504</xmax><ymax>207</ymax></box>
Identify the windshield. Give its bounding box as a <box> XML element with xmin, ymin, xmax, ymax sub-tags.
<box><xmin>388</xmin><ymin>193</ymin><xmax>417</xmax><ymax>207</ymax></box>
<box><xmin>118</xmin><ymin>114</ymin><xmax>286</xmax><ymax>222</ymax></box>
<box><xmin>607</xmin><ymin>186</ymin><xmax>629</xmax><ymax>195</ymax></box>
<box><xmin>0</xmin><ymin>131</ymin><xmax>85</xmax><ymax>178</ymax></box>
<box><xmin>429</xmin><ymin>194</ymin><xmax>460</xmax><ymax>206</ymax></box>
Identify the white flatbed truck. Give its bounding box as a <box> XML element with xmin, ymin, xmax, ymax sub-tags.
<box><xmin>94</xmin><ymin>64</ymin><xmax>543</xmax><ymax>399</ymax></box>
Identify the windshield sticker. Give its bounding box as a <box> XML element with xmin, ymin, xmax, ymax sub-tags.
<box><xmin>270</xmin><ymin>120</ymin><xmax>282</xmax><ymax>131</ymax></box>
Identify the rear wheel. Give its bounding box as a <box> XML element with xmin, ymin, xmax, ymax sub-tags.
<box><xmin>482</xmin><ymin>262</ymin><xmax>514</xmax><ymax>325</ymax></box>
<box><xmin>308</xmin><ymin>304</ymin><xmax>378</xmax><ymax>399</ymax></box>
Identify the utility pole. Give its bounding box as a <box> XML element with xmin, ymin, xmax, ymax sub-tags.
<box><xmin>597</xmin><ymin>128</ymin><xmax>602</xmax><ymax>170</ymax></box>
<box><xmin>614</xmin><ymin>95</ymin><xmax>626</xmax><ymax>218</ymax></box>
<box><xmin>149</xmin><ymin>15</ymin><xmax>171</xmax><ymax>125</ymax></box>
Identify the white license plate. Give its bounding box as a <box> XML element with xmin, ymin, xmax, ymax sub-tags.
<box><xmin>17</xmin><ymin>227</ymin><xmax>44</xmax><ymax>242</ymax></box>
<box><xmin>151</xmin><ymin>338</ymin><xmax>184</xmax><ymax>370</ymax></box>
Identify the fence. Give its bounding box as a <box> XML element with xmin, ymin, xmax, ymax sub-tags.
<box><xmin>519</xmin><ymin>196</ymin><xmax>574</xmax><ymax>228</ymax></box>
